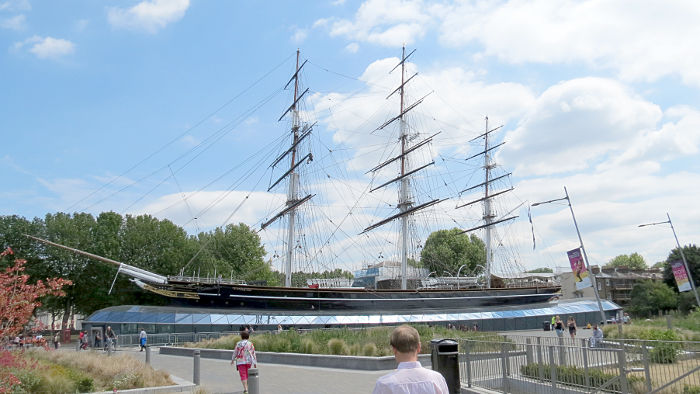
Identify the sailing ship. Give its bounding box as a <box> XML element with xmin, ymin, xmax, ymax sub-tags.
<box><xmin>28</xmin><ymin>48</ymin><xmax>560</xmax><ymax>312</ymax></box>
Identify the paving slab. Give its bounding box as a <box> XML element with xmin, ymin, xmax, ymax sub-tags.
<box><xmin>119</xmin><ymin>346</ymin><xmax>388</xmax><ymax>394</ymax></box>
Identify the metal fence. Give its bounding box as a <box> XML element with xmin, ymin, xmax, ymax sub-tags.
<box><xmin>114</xmin><ymin>331</ymin><xmax>237</xmax><ymax>348</ymax></box>
<box><xmin>459</xmin><ymin>335</ymin><xmax>700</xmax><ymax>393</ymax></box>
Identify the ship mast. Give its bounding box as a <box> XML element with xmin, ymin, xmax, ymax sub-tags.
<box><xmin>261</xmin><ymin>50</ymin><xmax>314</xmax><ymax>287</ymax></box>
<box><xmin>483</xmin><ymin>117</ymin><xmax>494</xmax><ymax>287</ymax></box>
<box><xmin>398</xmin><ymin>46</ymin><xmax>410</xmax><ymax>290</ymax></box>
<box><xmin>286</xmin><ymin>51</ymin><xmax>301</xmax><ymax>288</ymax></box>
<box><xmin>362</xmin><ymin>47</ymin><xmax>440</xmax><ymax>290</ymax></box>
<box><xmin>457</xmin><ymin>117</ymin><xmax>517</xmax><ymax>287</ymax></box>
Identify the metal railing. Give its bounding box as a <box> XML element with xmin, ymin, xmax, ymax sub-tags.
<box><xmin>113</xmin><ymin>331</ymin><xmax>238</xmax><ymax>348</ymax></box>
<box><xmin>459</xmin><ymin>335</ymin><xmax>700</xmax><ymax>393</ymax></box>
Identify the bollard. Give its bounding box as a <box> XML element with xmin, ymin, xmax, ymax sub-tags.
<box><xmin>193</xmin><ymin>350</ymin><xmax>200</xmax><ymax>385</ymax></box>
<box><xmin>107</xmin><ymin>344</ymin><xmax>112</xmax><ymax>357</ymax></box>
<box><xmin>525</xmin><ymin>338</ymin><xmax>533</xmax><ymax>365</ymax></box>
<box><xmin>666</xmin><ymin>314</ymin><xmax>672</xmax><ymax>330</ymax></box>
<box><xmin>76</xmin><ymin>341</ymin><xmax>81</xmax><ymax>351</ymax></box>
<box><xmin>248</xmin><ymin>368</ymin><xmax>259</xmax><ymax>394</ymax></box>
<box><xmin>145</xmin><ymin>346</ymin><xmax>151</xmax><ymax>365</ymax></box>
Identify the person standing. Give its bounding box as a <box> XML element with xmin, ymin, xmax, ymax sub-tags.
<box><xmin>52</xmin><ymin>331</ymin><xmax>60</xmax><ymax>350</ymax></box>
<box><xmin>373</xmin><ymin>325</ymin><xmax>449</xmax><ymax>394</ymax></box>
<box><xmin>105</xmin><ymin>326</ymin><xmax>116</xmax><ymax>351</ymax></box>
<box><xmin>550</xmin><ymin>315</ymin><xmax>556</xmax><ymax>331</ymax></box>
<box><xmin>567</xmin><ymin>316</ymin><xmax>577</xmax><ymax>339</ymax></box>
<box><xmin>232</xmin><ymin>330</ymin><xmax>257</xmax><ymax>394</ymax></box>
<box><xmin>554</xmin><ymin>316</ymin><xmax>564</xmax><ymax>337</ymax></box>
<box><xmin>139</xmin><ymin>328</ymin><xmax>147</xmax><ymax>352</ymax></box>
<box><xmin>94</xmin><ymin>331</ymin><xmax>102</xmax><ymax>348</ymax></box>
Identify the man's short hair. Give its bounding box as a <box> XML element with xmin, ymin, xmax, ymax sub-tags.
<box><xmin>240</xmin><ymin>331</ymin><xmax>250</xmax><ymax>340</ymax></box>
<box><xmin>390</xmin><ymin>325</ymin><xmax>420</xmax><ymax>353</ymax></box>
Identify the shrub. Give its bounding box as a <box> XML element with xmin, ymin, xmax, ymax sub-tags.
<box><xmin>684</xmin><ymin>385</ymin><xmax>700</xmax><ymax>394</ymax></box>
<box><xmin>520</xmin><ymin>363</ymin><xmax>644</xmax><ymax>392</ymax></box>
<box><xmin>362</xmin><ymin>343</ymin><xmax>377</xmax><ymax>357</ymax></box>
<box><xmin>349</xmin><ymin>343</ymin><xmax>361</xmax><ymax>356</ymax></box>
<box><xmin>301</xmin><ymin>339</ymin><xmax>316</xmax><ymax>354</ymax></box>
<box><xmin>328</xmin><ymin>339</ymin><xmax>349</xmax><ymax>355</ymax></box>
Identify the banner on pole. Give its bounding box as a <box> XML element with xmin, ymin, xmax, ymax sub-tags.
<box><xmin>567</xmin><ymin>248</ymin><xmax>591</xmax><ymax>290</ymax></box>
<box><xmin>671</xmin><ymin>260</ymin><xmax>692</xmax><ymax>292</ymax></box>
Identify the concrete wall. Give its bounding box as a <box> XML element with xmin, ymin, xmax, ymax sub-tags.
<box><xmin>159</xmin><ymin>346</ymin><xmax>432</xmax><ymax>371</ymax></box>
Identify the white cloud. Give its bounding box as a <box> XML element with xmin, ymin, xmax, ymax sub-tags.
<box><xmin>499</xmin><ymin>77</ymin><xmax>661</xmax><ymax>176</ymax></box>
<box><xmin>326</xmin><ymin>0</ymin><xmax>431</xmax><ymax>47</ymax></box>
<box><xmin>0</xmin><ymin>0</ymin><xmax>30</xmax><ymax>12</ymax></box>
<box><xmin>0</xmin><ymin>14</ymin><xmax>25</xmax><ymax>30</ymax></box>
<box><xmin>13</xmin><ymin>35</ymin><xmax>75</xmax><ymax>59</ymax></box>
<box><xmin>74</xmin><ymin>18</ymin><xmax>89</xmax><ymax>32</ymax></box>
<box><xmin>344</xmin><ymin>42</ymin><xmax>359</xmax><ymax>53</ymax></box>
<box><xmin>179</xmin><ymin>135</ymin><xmax>200</xmax><ymax>148</ymax></box>
<box><xmin>436</xmin><ymin>0</ymin><xmax>700</xmax><ymax>86</ymax></box>
<box><xmin>107</xmin><ymin>0</ymin><xmax>189</xmax><ymax>34</ymax></box>
<box><xmin>313</xmin><ymin>56</ymin><xmax>535</xmax><ymax>170</ymax></box>
<box><xmin>291</xmin><ymin>27</ymin><xmax>307</xmax><ymax>43</ymax></box>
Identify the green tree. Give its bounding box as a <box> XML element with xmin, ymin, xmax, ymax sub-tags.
<box><xmin>526</xmin><ymin>267</ymin><xmax>553</xmax><ymax>273</ymax></box>
<box><xmin>652</xmin><ymin>261</ymin><xmax>667</xmax><ymax>269</ymax></box>
<box><xmin>628</xmin><ymin>280</ymin><xmax>678</xmax><ymax>317</ymax></box>
<box><xmin>194</xmin><ymin>223</ymin><xmax>278</xmax><ymax>285</ymax></box>
<box><xmin>420</xmin><ymin>228</ymin><xmax>485</xmax><ymax>275</ymax></box>
<box><xmin>604</xmin><ymin>252</ymin><xmax>647</xmax><ymax>270</ymax></box>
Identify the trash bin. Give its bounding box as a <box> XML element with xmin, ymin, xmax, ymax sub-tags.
<box><xmin>430</xmin><ymin>339</ymin><xmax>460</xmax><ymax>394</ymax></box>
<box><xmin>543</xmin><ymin>321</ymin><xmax>551</xmax><ymax>331</ymax></box>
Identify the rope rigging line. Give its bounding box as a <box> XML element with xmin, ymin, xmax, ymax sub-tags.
<box><xmin>116</xmin><ymin>87</ymin><xmax>284</xmax><ymax>214</ymax></box>
<box><xmin>68</xmin><ymin>52</ymin><xmax>296</xmax><ymax>213</ymax></box>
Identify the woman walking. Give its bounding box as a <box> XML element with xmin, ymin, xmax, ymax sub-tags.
<box><xmin>568</xmin><ymin>316</ymin><xmax>577</xmax><ymax>339</ymax></box>
<box><xmin>232</xmin><ymin>330</ymin><xmax>257</xmax><ymax>394</ymax></box>
<box><xmin>554</xmin><ymin>316</ymin><xmax>564</xmax><ymax>337</ymax></box>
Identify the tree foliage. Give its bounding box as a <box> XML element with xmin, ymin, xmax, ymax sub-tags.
<box><xmin>279</xmin><ymin>269</ymin><xmax>354</xmax><ymax>288</ymax></box>
<box><xmin>0</xmin><ymin>247</ymin><xmax>71</xmax><ymax>338</ymax></box>
<box><xmin>526</xmin><ymin>267</ymin><xmax>553</xmax><ymax>273</ymax></box>
<box><xmin>627</xmin><ymin>280</ymin><xmax>678</xmax><ymax>317</ymax></box>
<box><xmin>420</xmin><ymin>228</ymin><xmax>486</xmax><ymax>275</ymax></box>
<box><xmin>0</xmin><ymin>213</ymin><xmax>277</xmax><ymax>317</ymax></box>
<box><xmin>604</xmin><ymin>252</ymin><xmax>647</xmax><ymax>270</ymax></box>
<box><xmin>662</xmin><ymin>244</ymin><xmax>700</xmax><ymax>294</ymax></box>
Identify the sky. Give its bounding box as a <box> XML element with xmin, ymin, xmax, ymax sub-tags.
<box><xmin>3</xmin><ymin>0</ymin><xmax>700</xmax><ymax>275</ymax></box>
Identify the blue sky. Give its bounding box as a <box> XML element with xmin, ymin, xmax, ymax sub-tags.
<box><xmin>3</xmin><ymin>0</ymin><xmax>700</xmax><ymax>274</ymax></box>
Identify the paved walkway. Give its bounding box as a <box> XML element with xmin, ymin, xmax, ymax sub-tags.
<box><xmin>117</xmin><ymin>346</ymin><xmax>388</xmax><ymax>394</ymax></box>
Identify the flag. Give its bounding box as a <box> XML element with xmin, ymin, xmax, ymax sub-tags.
<box><xmin>567</xmin><ymin>248</ymin><xmax>591</xmax><ymax>290</ymax></box>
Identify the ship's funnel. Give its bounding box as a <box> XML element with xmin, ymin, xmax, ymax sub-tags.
<box><xmin>24</xmin><ymin>234</ymin><xmax>168</xmax><ymax>284</ymax></box>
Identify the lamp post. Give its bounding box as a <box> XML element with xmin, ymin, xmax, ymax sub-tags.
<box><xmin>531</xmin><ymin>186</ymin><xmax>607</xmax><ymax>325</ymax></box>
<box><xmin>638</xmin><ymin>213</ymin><xmax>700</xmax><ymax>307</ymax></box>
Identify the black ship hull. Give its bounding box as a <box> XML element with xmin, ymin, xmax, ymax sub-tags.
<box><xmin>142</xmin><ymin>281</ymin><xmax>561</xmax><ymax>312</ymax></box>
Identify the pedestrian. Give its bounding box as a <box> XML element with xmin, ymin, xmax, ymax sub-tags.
<box><xmin>373</xmin><ymin>325</ymin><xmax>448</xmax><ymax>394</ymax></box>
<box><xmin>80</xmin><ymin>331</ymin><xmax>89</xmax><ymax>350</ymax></box>
<box><xmin>554</xmin><ymin>316</ymin><xmax>564</xmax><ymax>337</ymax></box>
<box><xmin>53</xmin><ymin>331</ymin><xmax>60</xmax><ymax>350</ymax></box>
<box><xmin>567</xmin><ymin>316</ymin><xmax>577</xmax><ymax>339</ymax></box>
<box><xmin>551</xmin><ymin>315</ymin><xmax>556</xmax><ymax>331</ymax></box>
<box><xmin>232</xmin><ymin>330</ymin><xmax>257</xmax><ymax>394</ymax></box>
<box><xmin>589</xmin><ymin>322</ymin><xmax>604</xmax><ymax>348</ymax></box>
<box><xmin>105</xmin><ymin>326</ymin><xmax>116</xmax><ymax>351</ymax></box>
<box><xmin>94</xmin><ymin>331</ymin><xmax>102</xmax><ymax>348</ymax></box>
<box><xmin>79</xmin><ymin>330</ymin><xmax>86</xmax><ymax>350</ymax></box>
<box><xmin>277</xmin><ymin>324</ymin><xmax>283</xmax><ymax>334</ymax></box>
<box><xmin>139</xmin><ymin>328</ymin><xmax>147</xmax><ymax>351</ymax></box>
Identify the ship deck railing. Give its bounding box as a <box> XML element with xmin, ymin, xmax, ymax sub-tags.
<box><xmin>167</xmin><ymin>276</ymin><xmax>247</xmax><ymax>285</ymax></box>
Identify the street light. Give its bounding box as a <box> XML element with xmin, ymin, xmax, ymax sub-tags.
<box><xmin>638</xmin><ymin>213</ymin><xmax>700</xmax><ymax>307</ymax></box>
<box><xmin>531</xmin><ymin>186</ymin><xmax>607</xmax><ymax>325</ymax></box>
